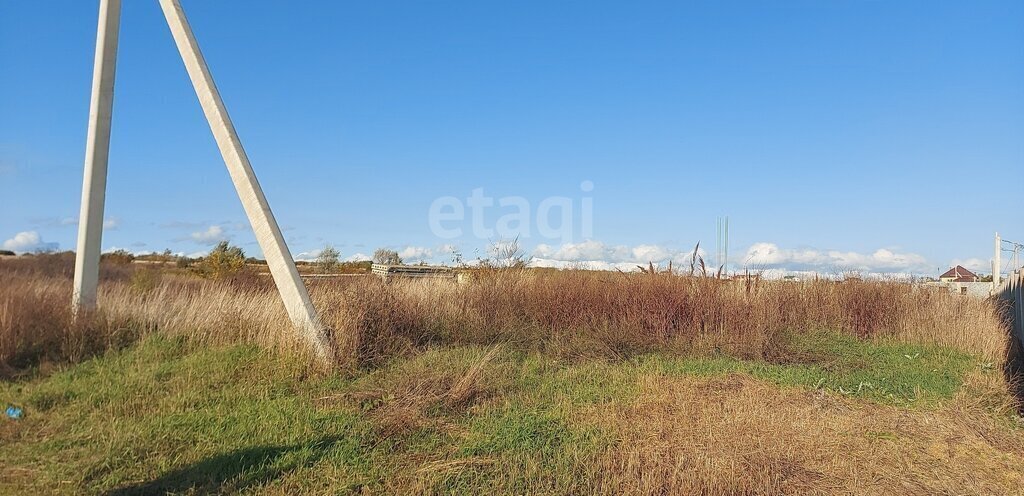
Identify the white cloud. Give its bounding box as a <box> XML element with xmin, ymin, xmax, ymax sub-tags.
<box><xmin>103</xmin><ymin>218</ymin><xmax>119</xmax><ymax>230</ymax></box>
<box><xmin>398</xmin><ymin>246</ymin><xmax>433</xmax><ymax>262</ymax></box>
<box><xmin>526</xmin><ymin>240</ymin><xmax>934</xmax><ymax>276</ymax></box>
<box><xmin>295</xmin><ymin>247</ymin><xmax>370</xmax><ymax>263</ymax></box>
<box><xmin>297</xmin><ymin>249</ymin><xmax>371</xmax><ymax>263</ymax></box>
<box><xmin>950</xmin><ymin>258</ymin><xmax>989</xmax><ymax>273</ymax></box>
<box><xmin>190</xmin><ymin>225</ymin><xmax>228</xmax><ymax>245</ymax></box>
<box><xmin>532</xmin><ymin>240</ymin><xmax>703</xmax><ymax>265</ymax></box>
<box><xmin>528</xmin><ymin>240</ymin><xmax>706</xmax><ymax>272</ymax></box>
<box><xmin>2</xmin><ymin>231</ymin><xmax>59</xmax><ymax>253</ymax></box>
<box><xmin>742</xmin><ymin>242</ymin><xmax>930</xmax><ymax>274</ymax></box>
<box><xmin>533</xmin><ymin>240</ymin><xmax>606</xmax><ymax>261</ymax></box>
<box><xmin>102</xmin><ymin>247</ymin><xmax>157</xmax><ymax>256</ymax></box>
<box><xmin>529</xmin><ymin>258</ymin><xmax>646</xmax><ymax>272</ymax></box>
<box><xmin>294</xmin><ymin>249</ymin><xmax>321</xmax><ymax>262</ymax></box>
<box><xmin>345</xmin><ymin>252</ymin><xmax>370</xmax><ymax>262</ymax></box>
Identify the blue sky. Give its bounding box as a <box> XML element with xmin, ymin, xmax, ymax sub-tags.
<box><xmin>2</xmin><ymin>1</ymin><xmax>1022</xmax><ymax>276</ymax></box>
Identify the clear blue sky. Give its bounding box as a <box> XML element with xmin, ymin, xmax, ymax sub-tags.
<box><xmin>2</xmin><ymin>1</ymin><xmax>1022</xmax><ymax>276</ymax></box>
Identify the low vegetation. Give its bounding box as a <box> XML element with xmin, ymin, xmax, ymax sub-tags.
<box><xmin>0</xmin><ymin>253</ymin><xmax>1020</xmax><ymax>494</ymax></box>
<box><xmin>1</xmin><ymin>335</ymin><xmax>1019</xmax><ymax>494</ymax></box>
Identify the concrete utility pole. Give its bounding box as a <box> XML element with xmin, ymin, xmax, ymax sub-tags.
<box><xmin>73</xmin><ymin>0</ymin><xmax>121</xmax><ymax>311</ymax></box>
<box><xmin>157</xmin><ymin>0</ymin><xmax>333</xmax><ymax>362</ymax></box>
<box><xmin>73</xmin><ymin>0</ymin><xmax>333</xmax><ymax>363</ymax></box>
<box><xmin>995</xmin><ymin>232</ymin><xmax>1002</xmax><ymax>288</ymax></box>
<box><xmin>716</xmin><ymin>216</ymin><xmax>730</xmax><ymax>274</ymax></box>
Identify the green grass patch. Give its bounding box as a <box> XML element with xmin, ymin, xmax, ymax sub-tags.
<box><xmin>0</xmin><ymin>330</ymin><xmax>992</xmax><ymax>494</ymax></box>
<box><xmin>641</xmin><ymin>330</ymin><xmax>979</xmax><ymax>405</ymax></box>
<box><xmin>0</xmin><ymin>336</ymin><xmax>383</xmax><ymax>494</ymax></box>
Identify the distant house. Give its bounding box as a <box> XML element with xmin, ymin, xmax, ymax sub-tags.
<box><xmin>939</xmin><ymin>265</ymin><xmax>979</xmax><ymax>283</ymax></box>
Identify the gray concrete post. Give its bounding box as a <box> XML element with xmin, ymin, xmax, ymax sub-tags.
<box><xmin>158</xmin><ymin>0</ymin><xmax>334</xmax><ymax>362</ymax></box>
<box><xmin>73</xmin><ymin>0</ymin><xmax>121</xmax><ymax>312</ymax></box>
<box><xmin>995</xmin><ymin>232</ymin><xmax>1002</xmax><ymax>288</ymax></box>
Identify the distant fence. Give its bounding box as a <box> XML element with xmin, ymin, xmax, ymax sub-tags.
<box><xmin>995</xmin><ymin>273</ymin><xmax>1024</xmax><ymax>402</ymax></box>
<box><xmin>995</xmin><ymin>272</ymin><xmax>1024</xmax><ymax>346</ymax></box>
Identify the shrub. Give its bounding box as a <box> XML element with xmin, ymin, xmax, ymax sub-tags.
<box><xmin>195</xmin><ymin>241</ymin><xmax>246</xmax><ymax>279</ymax></box>
<box><xmin>316</xmin><ymin>245</ymin><xmax>340</xmax><ymax>273</ymax></box>
<box><xmin>101</xmin><ymin>249</ymin><xmax>135</xmax><ymax>265</ymax></box>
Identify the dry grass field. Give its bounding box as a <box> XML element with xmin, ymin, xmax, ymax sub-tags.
<box><xmin>1</xmin><ymin>253</ymin><xmax>1022</xmax><ymax>494</ymax></box>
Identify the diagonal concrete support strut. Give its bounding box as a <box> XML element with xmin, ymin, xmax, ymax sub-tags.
<box><xmin>74</xmin><ymin>0</ymin><xmax>333</xmax><ymax>362</ymax></box>
<box><xmin>156</xmin><ymin>0</ymin><xmax>334</xmax><ymax>362</ymax></box>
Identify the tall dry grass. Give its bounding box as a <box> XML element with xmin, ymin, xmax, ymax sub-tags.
<box><xmin>0</xmin><ymin>257</ymin><xmax>1009</xmax><ymax>375</ymax></box>
<box><xmin>331</xmin><ymin>270</ymin><xmax>1007</xmax><ymax>366</ymax></box>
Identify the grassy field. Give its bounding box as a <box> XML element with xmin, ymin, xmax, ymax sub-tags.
<box><xmin>1</xmin><ymin>333</ymin><xmax>1019</xmax><ymax>494</ymax></box>
<box><xmin>1</xmin><ymin>254</ymin><xmax>1022</xmax><ymax>494</ymax></box>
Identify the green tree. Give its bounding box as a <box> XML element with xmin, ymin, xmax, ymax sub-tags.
<box><xmin>197</xmin><ymin>241</ymin><xmax>246</xmax><ymax>279</ymax></box>
<box><xmin>316</xmin><ymin>245</ymin><xmax>340</xmax><ymax>273</ymax></box>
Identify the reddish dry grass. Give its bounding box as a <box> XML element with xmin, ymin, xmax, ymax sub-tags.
<box><xmin>0</xmin><ymin>275</ymin><xmax>137</xmax><ymax>377</ymax></box>
<box><xmin>331</xmin><ymin>270</ymin><xmax>1006</xmax><ymax>366</ymax></box>
<box><xmin>0</xmin><ymin>257</ymin><xmax>1008</xmax><ymax>374</ymax></box>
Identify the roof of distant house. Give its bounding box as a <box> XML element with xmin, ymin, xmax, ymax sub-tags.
<box><xmin>939</xmin><ymin>265</ymin><xmax>978</xmax><ymax>281</ymax></box>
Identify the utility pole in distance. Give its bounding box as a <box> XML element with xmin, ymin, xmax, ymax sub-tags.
<box><xmin>716</xmin><ymin>216</ymin><xmax>729</xmax><ymax>274</ymax></box>
<box><xmin>995</xmin><ymin>232</ymin><xmax>1001</xmax><ymax>289</ymax></box>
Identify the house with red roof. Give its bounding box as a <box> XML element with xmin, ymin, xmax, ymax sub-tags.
<box><xmin>939</xmin><ymin>265</ymin><xmax>979</xmax><ymax>283</ymax></box>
